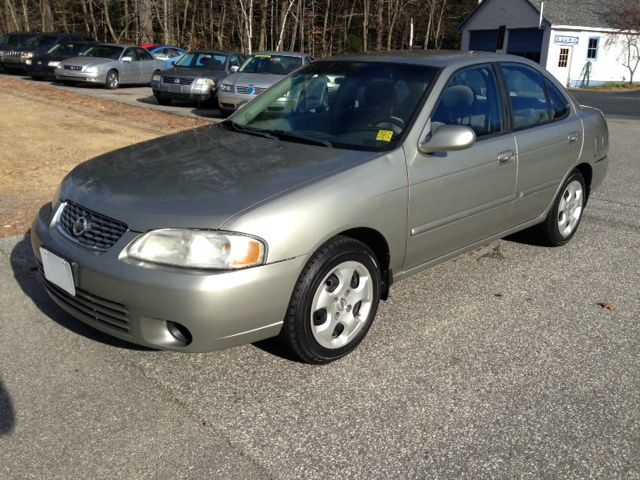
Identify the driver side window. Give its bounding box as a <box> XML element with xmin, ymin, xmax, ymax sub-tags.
<box><xmin>431</xmin><ymin>64</ymin><xmax>504</xmax><ymax>138</ymax></box>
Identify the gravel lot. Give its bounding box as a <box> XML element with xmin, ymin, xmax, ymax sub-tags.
<box><xmin>0</xmin><ymin>75</ymin><xmax>638</xmax><ymax>479</ymax></box>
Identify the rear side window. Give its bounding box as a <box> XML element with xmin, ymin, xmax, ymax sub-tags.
<box><xmin>500</xmin><ymin>63</ymin><xmax>550</xmax><ymax>130</ymax></box>
<box><xmin>431</xmin><ymin>64</ymin><xmax>503</xmax><ymax>138</ymax></box>
<box><xmin>545</xmin><ymin>78</ymin><xmax>570</xmax><ymax>119</ymax></box>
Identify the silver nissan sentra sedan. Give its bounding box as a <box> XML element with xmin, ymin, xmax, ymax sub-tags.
<box><xmin>32</xmin><ymin>51</ymin><xmax>608</xmax><ymax>364</ymax></box>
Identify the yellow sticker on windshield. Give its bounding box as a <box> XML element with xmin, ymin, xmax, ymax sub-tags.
<box><xmin>376</xmin><ymin>130</ymin><xmax>394</xmax><ymax>142</ymax></box>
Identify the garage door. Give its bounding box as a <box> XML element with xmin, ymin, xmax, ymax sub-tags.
<box><xmin>469</xmin><ymin>30</ymin><xmax>498</xmax><ymax>52</ymax></box>
<box><xmin>507</xmin><ymin>28</ymin><xmax>544</xmax><ymax>63</ymax></box>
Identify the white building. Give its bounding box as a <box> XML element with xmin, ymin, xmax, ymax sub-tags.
<box><xmin>460</xmin><ymin>0</ymin><xmax>640</xmax><ymax>87</ymax></box>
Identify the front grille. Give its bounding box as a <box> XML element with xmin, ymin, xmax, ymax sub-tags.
<box><xmin>44</xmin><ymin>278</ymin><xmax>130</xmax><ymax>334</ymax></box>
<box><xmin>6</xmin><ymin>50</ymin><xmax>21</xmax><ymax>58</ymax></box>
<box><xmin>57</xmin><ymin>202</ymin><xmax>127</xmax><ymax>250</ymax></box>
<box><xmin>64</xmin><ymin>65</ymin><xmax>82</xmax><ymax>71</ymax></box>
<box><xmin>235</xmin><ymin>85</ymin><xmax>266</xmax><ymax>95</ymax></box>
<box><xmin>161</xmin><ymin>75</ymin><xmax>193</xmax><ymax>85</ymax></box>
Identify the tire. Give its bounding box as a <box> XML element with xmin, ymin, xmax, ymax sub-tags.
<box><xmin>31</xmin><ymin>75</ymin><xmax>44</xmax><ymax>81</ymax></box>
<box><xmin>533</xmin><ymin>169</ymin><xmax>587</xmax><ymax>246</ymax></box>
<box><xmin>154</xmin><ymin>93</ymin><xmax>172</xmax><ymax>106</ymax></box>
<box><xmin>105</xmin><ymin>69</ymin><xmax>119</xmax><ymax>90</ymax></box>
<box><xmin>281</xmin><ymin>236</ymin><xmax>382</xmax><ymax>364</ymax></box>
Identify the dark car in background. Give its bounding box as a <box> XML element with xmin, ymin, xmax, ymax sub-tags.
<box><xmin>1</xmin><ymin>32</ymin><xmax>94</xmax><ymax>73</ymax></box>
<box><xmin>151</xmin><ymin>50</ymin><xmax>245</xmax><ymax>106</ymax></box>
<box><xmin>27</xmin><ymin>40</ymin><xmax>96</xmax><ymax>80</ymax></box>
<box><xmin>0</xmin><ymin>32</ymin><xmax>39</xmax><ymax>71</ymax></box>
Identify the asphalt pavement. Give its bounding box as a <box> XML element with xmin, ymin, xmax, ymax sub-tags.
<box><xmin>1</xmin><ymin>80</ymin><xmax>639</xmax><ymax>478</ymax></box>
<box><xmin>571</xmin><ymin>88</ymin><xmax>640</xmax><ymax>120</ymax></box>
<box><xmin>0</xmin><ymin>71</ymin><xmax>221</xmax><ymax>121</ymax></box>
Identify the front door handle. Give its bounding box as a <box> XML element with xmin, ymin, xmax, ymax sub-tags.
<box><xmin>568</xmin><ymin>132</ymin><xmax>580</xmax><ymax>144</ymax></box>
<box><xmin>497</xmin><ymin>150</ymin><xmax>515</xmax><ymax>165</ymax></box>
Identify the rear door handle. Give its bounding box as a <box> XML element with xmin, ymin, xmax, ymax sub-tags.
<box><xmin>568</xmin><ymin>132</ymin><xmax>580</xmax><ymax>144</ymax></box>
<box><xmin>497</xmin><ymin>150</ymin><xmax>515</xmax><ymax>165</ymax></box>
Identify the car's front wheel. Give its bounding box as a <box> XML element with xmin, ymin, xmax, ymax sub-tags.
<box><xmin>534</xmin><ymin>169</ymin><xmax>587</xmax><ymax>246</ymax></box>
<box><xmin>105</xmin><ymin>70</ymin><xmax>119</xmax><ymax>90</ymax></box>
<box><xmin>154</xmin><ymin>92</ymin><xmax>172</xmax><ymax>106</ymax></box>
<box><xmin>281</xmin><ymin>236</ymin><xmax>381</xmax><ymax>364</ymax></box>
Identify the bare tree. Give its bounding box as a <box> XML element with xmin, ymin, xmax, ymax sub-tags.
<box><xmin>605</xmin><ymin>0</ymin><xmax>640</xmax><ymax>84</ymax></box>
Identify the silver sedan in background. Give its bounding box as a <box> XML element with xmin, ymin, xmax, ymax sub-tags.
<box><xmin>55</xmin><ymin>44</ymin><xmax>162</xmax><ymax>89</ymax></box>
<box><xmin>217</xmin><ymin>51</ymin><xmax>312</xmax><ymax>116</ymax></box>
<box><xmin>33</xmin><ymin>52</ymin><xmax>608</xmax><ymax>364</ymax></box>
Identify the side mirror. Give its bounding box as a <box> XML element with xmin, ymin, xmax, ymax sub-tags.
<box><xmin>230</xmin><ymin>65</ymin><xmax>240</xmax><ymax>73</ymax></box>
<box><xmin>418</xmin><ymin>124</ymin><xmax>476</xmax><ymax>154</ymax></box>
<box><xmin>121</xmin><ymin>56</ymin><xmax>132</xmax><ymax>62</ymax></box>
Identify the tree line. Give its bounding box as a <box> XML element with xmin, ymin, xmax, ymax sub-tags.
<box><xmin>1</xmin><ymin>0</ymin><xmax>476</xmax><ymax>57</ymax></box>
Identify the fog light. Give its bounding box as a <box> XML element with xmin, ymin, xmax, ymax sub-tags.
<box><xmin>167</xmin><ymin>321</ymin><xmax>192</xmax><ymax>345</ymax></box>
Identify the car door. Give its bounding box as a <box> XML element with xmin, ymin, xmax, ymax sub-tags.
<box><xmin>404</xmin><ymin>63</ymin><xmax>517</xmax><ymax>270</ymax></box>
<box><xmin>499</xmin><ymin>63</ymin><xmax>583</xmax><ymax>224</ymax></box>
<box><xmin>136</xmin><ymin>47</ymin><xmax>156</xmax><ymax>82</ymax></box>
<box><xmin>120</xmin><ymin>47</ymin><xmax>138</xmax><ymax>83</ymax></box>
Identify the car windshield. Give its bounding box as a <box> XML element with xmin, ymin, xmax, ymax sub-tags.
<box><xmin>82</xmin><ymin>45</ymin><xmax>123</xmax><ymax>60</ymax></box>
<box><xmin>6</xmin><ymin>33</ymin><xmax>37</xmax><ymax>46</ymax></box>
<box><xmin>175</xmin><ymin>52</ymin><xmax>227</xmax><ymax>69</ymax></box>
<box><xmin>225</xmin><ymin>61</ymin><xmax>438</xmax><ymax>151</ymax></box>
<box><xmin>240</xmin><ymin>54</ymin><xmax>302</xmax><ymax>75</ymax></box>
<box><xmin>24</xmin><ymin>35</ymin><xmax>60</xmax><ymax>48</ymax></box>
<box><xmin>48</xmin><ymin>42</ymin><xmax>90</xmax><ymax>55</ymax></box>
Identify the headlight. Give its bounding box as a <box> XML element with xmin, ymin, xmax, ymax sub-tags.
<box><xmin>126</xmin><ymin>229</ymin><xmax>266</xmax><ymax>270</ymax></box>
<box><xmin>195</xmin><ymin>78</ymin><xmax>215</xmax><ymax>87</ymax></box>
<box><xmin>48</xmin><ymin>60</ymin><xmax>61</xmax><ymax>68</ymax></box>
<box><xmin>25</xmin><ymin>59</ymin><xmax>32</xmax><ymax>65</ymax></box>
<box><xmin>152</xmin><ymin>72</ymin><xmax>161</xmax><ymax>81</ymax></box>
<box><xmin>20</xmin><ymin>52</ymin><xmax>33</xmax><ymax>61</ymax></box>
<box><xmin>83</xmin><ymin>65</ymin><xmax>99</xmax><ymax>73</ymax></box>
<box><xmin>220</xmin><ymin>83</ymin><xmax>233</xmax><ymax>92</ymax></box>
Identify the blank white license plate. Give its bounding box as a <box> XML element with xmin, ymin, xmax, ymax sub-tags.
<box><xmin>40</xmin><ymin>247</ymin><xmax>76</xmax><ymax>296</ymax></box>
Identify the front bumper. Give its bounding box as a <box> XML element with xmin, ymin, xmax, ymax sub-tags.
<box><xmin>151</xmin><ymin>79</ymin><xmax>215</xmax><ymax>102</ymax></box>
<box><xmin>217</xmin><ymin>92</ymin><xmax>255</xmax><ymax>111</ymax></box>
<box><xmin>54</xmin><ymin>69</ymin><xmax>105</xmax><ymax>84</ymax></box>
<box><xmin>32</xmin><ymin>203</ymin><xmax>307</xmax><ymax>352</ymax></box>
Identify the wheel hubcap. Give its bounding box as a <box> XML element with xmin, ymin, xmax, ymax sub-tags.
<box><xmin>310</xmin><ymin>261</ymin><xmax>374</xmax><ymax>349</ymax></box>
<box><xmin>557</xmin><ymin>180</ymin><xmax>583</xmax><ymax>237</ymax></box>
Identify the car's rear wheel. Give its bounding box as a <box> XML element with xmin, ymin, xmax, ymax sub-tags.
<box><xmin>281</xmin><ymin>236</ymin><xmax>381</xmax><ymax>364</ymax></box>
<box><xmin>105</xmin><ymin>70</ymin><xmax>119</xmax><ymax>90</ymax></box>
<box><xmin>533</xmin><ymin>169</ymin><xmax>587</xmax><ymax>246</ymax></box>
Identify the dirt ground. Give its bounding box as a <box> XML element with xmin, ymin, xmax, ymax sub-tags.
<box><xmin>0</xmin><ymin>75</ymin><xmax>207</xmax><ymax>237</ymax></box>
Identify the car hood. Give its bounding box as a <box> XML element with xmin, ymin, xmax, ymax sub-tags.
<box><xmin>224</xmin><ymin>72</ymin><xmax>283</xmax><ymax>88</ymax></box>
<box><xmin>61</xmin><ymin>56</ymin><xmax>114</xmax><ymax>67</ymax></box>
<box><xmin>59</xmin><ymin>125</ymin><xmax>378</xmax><ymax>232</ymax></box>
<box><xmin>166</xmin><ymin>67</ymin><xmax>227</xmax><ymax>79</ymax></box>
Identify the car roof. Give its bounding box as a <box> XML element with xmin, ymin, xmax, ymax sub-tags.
<box><xmin>188</xmin><ymin>50</ymin><xmax>235</xmax><ymax>55</ymax></box>
<box><xmin>321</xmin><ymin>50</ymin><xmax>539</xmax><ymax>68</ymax></box>
<box><xmin>93</xmin><ymin>43</ymin><xmax>134</xmax><ymax>48</ymax></box>
<box><xmin>251</xmin><ymin>51</ymin><xmax>307</xmax><ymax>58</ymax></box>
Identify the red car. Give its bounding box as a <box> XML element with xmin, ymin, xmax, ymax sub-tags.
<box><xmin>140</xmin><ymin>43</ymin><xmax>160</xmax><ymax>50</ymax></box>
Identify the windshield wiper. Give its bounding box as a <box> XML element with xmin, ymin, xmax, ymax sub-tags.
<box><xmin>221</xmin><ymin>120</ymin><xmax>277</xmax><ymax>140</ymax></box>
<box><xmin>267</xmin><ymin>130</ymin><xmax>333</xmax><ymax>148</ymax></box>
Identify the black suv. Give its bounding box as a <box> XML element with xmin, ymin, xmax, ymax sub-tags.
<box><xmin>0</xmin><ymin>32</ymin><xmax>39</xmax><ymax>71</ymax></box>
<box><xmin>1</xmin><ymin>32</ymin><xmax>94</xmax><ymax>73</ymax></box>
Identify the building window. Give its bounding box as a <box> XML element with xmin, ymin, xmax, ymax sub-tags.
<box><xmin>587</xmin><ymin>38</ymin><xmax>599</xmax><ymax>59</ymax></box>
